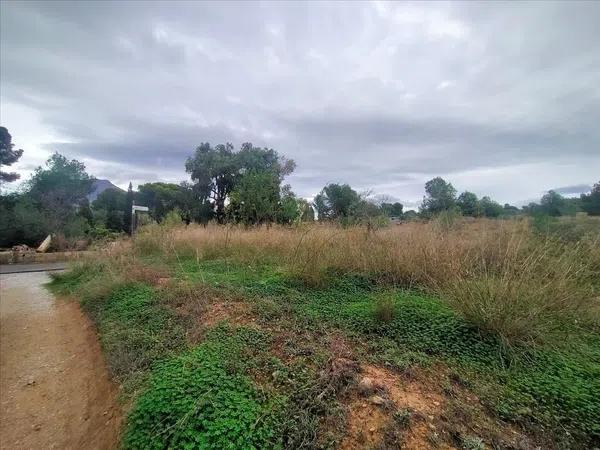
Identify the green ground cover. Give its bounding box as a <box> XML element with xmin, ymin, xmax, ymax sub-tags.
<box><xmin>49</xmin><ymin>255</ymin><xmax>600</xmax><ymax>448</ymax></box>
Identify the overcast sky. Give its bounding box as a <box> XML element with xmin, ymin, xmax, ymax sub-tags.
<box><xmin>1</xmin><ymin>1</ymin><xmax>598</xmax><ymax>207</ymax></box>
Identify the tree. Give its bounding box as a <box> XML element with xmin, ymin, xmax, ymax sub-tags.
<box><xmin>137</xmin><ymin>182</ymin><xmax>182</xmax><ymax>222</ymax></box>
<box><xmin>420</xmin><ymin>177</ymin><xmax>456</xmax><ymax>215</ymax></box>
<box><xmin>540</xmin><ymin>190</ymin><xmax>566</xmax><ymax>217</ymax></box>
<box><xmin>380</xmin><ymin>202</ymin><xmax>403</xmax><ymax>217</ymax></box>
<box><xmin>480</xmin><ymin>196</ymin><xmax>503</xmax><ymax>218</ymax></box>
<box><xmin>580</xmin><ymin>182</ymin><xmax>600</xmax><ymax>216</ymax></box>
<box><xmin>178</xmin><ymin>181</ymin><xmax>214</xmax><ymax>225</ymax></box>
<box><xmin>403</xmin><ymin>210</ymin><xmax>418</xmax><ymax>220</ymax></box>
<box><xmin>27</xmin><ymin>153</ymin><xmax>93</xmax><ymax>233</ymax></box>
<box><xmin>123</xmin><ymin>182</ymin><xmax>134</xmax><ymax>234</ymax></box>
<box><xmin>93</xmin><ymin>188</ymin><xmax>126</xmax><ymax>231</ymax></box>
<box><xmin>313</xmin><ymin>183</ymin><xmax>361</xmax><ymax>220</ymax></box>
<box><xmin>502</xmin><ymin>203</ymin><xmax>520</xmax><ymax>216</ymax></box>
<box><xmin>0</xmin><ymin>126</ymin><xmax>24</xmax><ymax>183</ymax></box>
<box><xmin>277</xmin><ymin>185</ymin><xmax>301</xmax><ymax>225</ymax></box>
<box><xmin>185</xmin><ymin>142</ymin><xmax>295</xmax><ymax>223</ymax></box>
<box><xmin>456</xmin><ymin>191</ymin><xmax>482</xmax><ymax>217</ymax></box>
<box><xmin>228</xmin><ymin>170</ymin><xmax>281</xmax><ymax>225</ymax></box>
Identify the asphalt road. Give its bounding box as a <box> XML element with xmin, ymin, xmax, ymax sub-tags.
<box><xmin>0</xmin><ymin>262</ymin><xmax>68</xmax><ymax>274</ymax></box>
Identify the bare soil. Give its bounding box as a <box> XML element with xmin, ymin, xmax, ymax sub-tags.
<box><xmin>0</xmin><ymin>272</ymin><xmax>121</xmax><ymax>450</ymax></box>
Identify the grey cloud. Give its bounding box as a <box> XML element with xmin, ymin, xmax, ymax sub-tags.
<box><xmin>552</xmin><ymin>184</ymin><xmax>592</xmax><ymax>196</ymax></box>
<box><xmin>1</xmin><ymin>1</ymin><xmax>599</xmax><ymax>203</ymax></box>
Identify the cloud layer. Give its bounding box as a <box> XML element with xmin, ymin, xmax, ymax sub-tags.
<box><xmin>1</xmin><ymin>1</ymin><xmax>599</xmax><ymax>205</ymax></box>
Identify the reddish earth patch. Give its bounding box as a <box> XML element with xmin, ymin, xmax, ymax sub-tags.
<box><xmin>202</xmin><ymin>300</ymin><xmax>256</xmax><ymax>328</ymax></box>
<box><xmin>341</xmin><ymin>363</ymin><xmax>453</xmax><ymax>450</ymax></box>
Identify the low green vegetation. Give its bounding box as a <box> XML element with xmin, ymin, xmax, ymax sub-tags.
<box><xmin>49</xmin><ymin>217</ymin><xmax>599</xmax><ymax>449</ymax></box>
<box><xmin>124</xmin><ymin>325</ymin><xmax>286</xmax><ymax>450</ymax></box>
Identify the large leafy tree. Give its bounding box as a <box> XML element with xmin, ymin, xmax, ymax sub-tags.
<box><xmin>137</xmin><ymin>182</ymin><xmax>182</xmax><ymax>222</ymax></box>
<box><xmin>380</xmin><ymin>202</ymin><xmax>403</xmax><ymax>217</ymax></box>
<box><xmin>27</xmin><ymin>153</ymin><xmax>93</xmax><ymax>232</ymax></box>
<box><xmin>540</xmin><ymin>190</ymin><xmax>566</xmax><ymax>217</ymax></box>
<box><xmin>93</xmin><ymin>188</ymin><xmax>126</xmax><ymax>231</ymax></box>
<box><xmin>228</xmin><ymin>170</ymin><xmax>281</xmax><ymax>225</ymax></box>
<box><xmin>185</xmin><ymin>142</ymin><xmax>295</xmax><ymax>223</ymax></box>
<box><xmin>580</xmin><ymin>182</ymin><xmax>600</xmax><ymax>216</ymax></box>
<box><xmin>456</xmin><ymin>191</ymin><xmax>482</xmax><ymax>217</ymax></box>
<box><xmin>480</xmin><ymin>196</ymin><xmax>503</xmax><ymax>218</ymax></box>
<box><xmin>420</xmin><ymin>177</ymin><xmax>456</xmax><ymax>215</ymax></box>
<box><xmin>0</xmin><ymin>126</ymin><xmax>24</xmax><ymax>183</ymax></box>
<box><xmin>313</xmin><ymin>183</ymin><xmax>361</xmax><ymax>220</ymax></box>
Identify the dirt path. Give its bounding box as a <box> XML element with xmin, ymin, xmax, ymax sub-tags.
<box><xmin>0</xmin><ymin>271</ymin><xmax>121</xmax><ymax>449</ymax></box>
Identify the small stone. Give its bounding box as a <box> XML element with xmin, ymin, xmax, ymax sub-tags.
<box><xmin>32</xmin><ymin>424</ymin><xmax>41</xmax><ymax>431</ymax></box>
<box><xmin>369</xmin><ymin>395</ymin><xmax>385</xmax><ymax>406</ymax></box>
<box><xmin>369</xmin><ymin>427</ymin><xmax>376</xmax><ymax>432</ymax></box>
<box><xmin>26</xmin><ymin>378</ymin><xmax>36</xmax><ymax>386</ymax></box>
<box><xmin>357</xmin><ymin>377</ymin><xmax>375</xmax><ymax>395</ymax></box>
<box><xmin>102</xmin><ymin>410</ymin><xmax>108</xmax><ymax>416</ymax></box>
<box><xmin>433</xmin><ymin>401</ymin><xmax>440</xmax><ymax>406</ymax></box>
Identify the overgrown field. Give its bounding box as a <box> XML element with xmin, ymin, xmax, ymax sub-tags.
<box><xmin>50</xmin><ymin>217</ymin><xmax>600</xmax><ymax>449</ymax></box>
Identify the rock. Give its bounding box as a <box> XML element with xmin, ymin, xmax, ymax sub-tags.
<box><xmin>357</xmin><ymin>376</ymin><xmax>375</xmax><ymax>395</ymax></box>
<box><xmin>36</xmin><ymin>235</ymin><xmax>52</xmax><ymax>253</ymax></box>
<box><xmin>369</xmin><ymin>395</ymin><xmax>386</xmax><ymax>406</ymax></box>
<box><xmin>32</xmin><ymin>424</ymin><xmax>41</xmax><ymax>431</ymax></box>
<box><xmin>26</xmin><ymin>378</ymin><xmax>36</xmax><ymax>386</ymax></box>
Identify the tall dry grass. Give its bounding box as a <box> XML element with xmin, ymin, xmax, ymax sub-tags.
<box><xmin>130</xmin><ymin>218</ymin><xmax>599</xmax><ymax>346</ymax></box>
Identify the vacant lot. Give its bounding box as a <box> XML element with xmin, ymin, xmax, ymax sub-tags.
<box><xmin>51</xmin><ymin>217</ymin><xmax>599</xmax><ymax>449</ymax></box>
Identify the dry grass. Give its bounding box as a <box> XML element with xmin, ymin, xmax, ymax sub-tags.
<box><xmin>128</xmin><ymin>218</ymin><xmax>599</xmax><ymax>346</ymax></box>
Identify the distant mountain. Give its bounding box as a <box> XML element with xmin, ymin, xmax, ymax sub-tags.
<box><xmin>88</xmin><ymin>179</ymin><xmax>123</xmax><ymax>203</ymax></box>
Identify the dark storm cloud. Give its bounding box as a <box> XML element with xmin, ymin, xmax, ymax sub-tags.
<box><xmin>1</xmin><ymin>0</ymin><xmax>599</xmax><ymax>201</ymax></box>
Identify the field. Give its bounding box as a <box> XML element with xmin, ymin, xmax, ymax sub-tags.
<box><xmin>50</xmin><ymin>217</ymin><xmax>600</xmax><ymax>449</ymax></box>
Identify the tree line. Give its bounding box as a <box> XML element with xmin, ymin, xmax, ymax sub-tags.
<box><xmin>1</xmin><ymin>125</ymin><xmax>599</xmax><ymax>248</ymax></box>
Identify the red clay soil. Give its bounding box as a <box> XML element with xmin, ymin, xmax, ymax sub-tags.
<box><xmin>0</xmin><ymin>272</ymin><xmax>121</xmax><ymax>449</ymax></box>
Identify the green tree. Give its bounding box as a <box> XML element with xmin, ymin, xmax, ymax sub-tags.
<box><xmin>313</xmin><ymin>183</ymin><xmax>361</xmax><ymax>220</ymax></box>
<box><xmin>228</xmin><ymin>171</ymin><xmax>280</xmax><ymax>225</ymax></box>
<box><xmin>277</xmin><ymin>185</ymin><xmax>301</xmax><ymax>225</ymax></box>
<box><xmin>502</xmin><ymin>203</ymin><xmax>520</xmax><ymax>216</ymax></box>
<box><xmin>27</xmin><ymin>153</ymin><xmax>93</xmax><ymax>234</ymax></box>
<box><xmin>137</xmin><ymin>182</ymin><xmax>182</xmax><ymax>222</ymax></box>
<box><xmin>540</xmin><ymin>190</ymin><xmax>566</xmax><ymax>217</ymax></box>
<box><xmin>403</xmin><ymin>210</ymin><xmax>418</xmax><ymax>220</ymax></box>
<box><xmin>480</xmin><ymin>196</ymin><xmax>503</xmax><ymax>218</ymax></box>
<box><xmin>420</xmin><ymin>177</ymin><xmax>456</xmax><ymax>216</ymax></box>
<box><xmin>380</xmin><ymin>202</ymin><xmax>403</xmax><ymax>217</ymax></box>
<box><xmin>93</xmin><ymin>188</ymin><xmax>126</xmax><ymax>231</ymax></box>
<box><xmin>0</xmin><ymin>194</ymin><xmax>50</xmax><ymax>247</ymax></box>
<box><xmin>185</xmin><ymin>142</ymin><xmax>295</xmax><ymax>223</ymax></box>
<box><xmin>456</xmin><ymin>191</ymin><xmax>482</xmax><ymax>217</ymax></box>
<box><xmin>580</xmin><ymin>182</ymin><xmax>600</xmax><ymax>216</ymax></box>
<box><xmin>0</xmin><ymin>126</ymin><xmax>24</xmax><ymax>183</ymax></box>
<box><xmin>178</xmin><ymin>181</ymin><xmax>214</xmax><ymax>225</ymax></box>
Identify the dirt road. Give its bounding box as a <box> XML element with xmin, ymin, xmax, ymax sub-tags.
<box><xmin>0</xmin><ymin>271</ymin><xmax>121</xmax><ymax>449</ymax></box>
